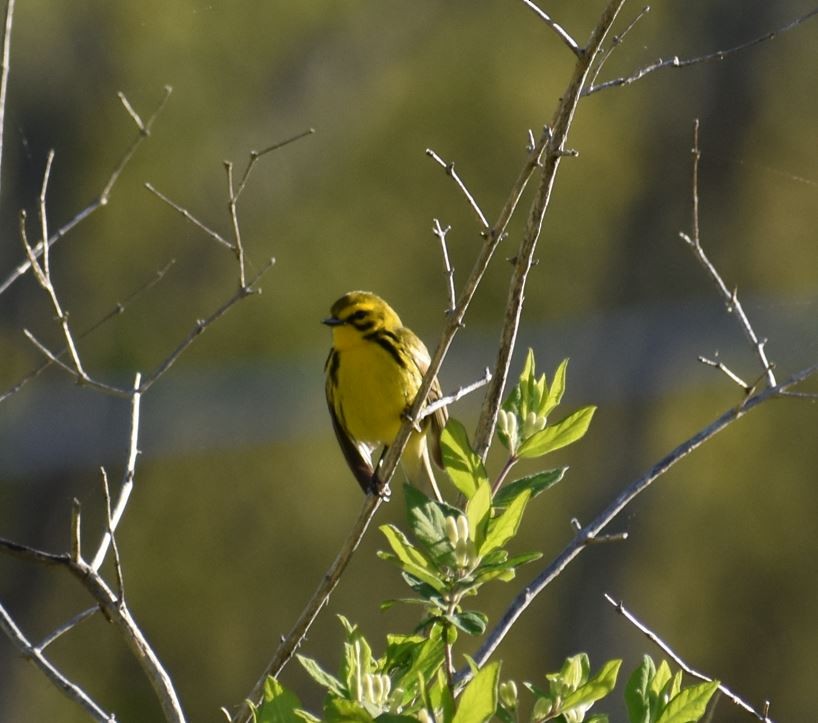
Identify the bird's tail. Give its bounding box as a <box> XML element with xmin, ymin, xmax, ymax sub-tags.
<box><xmin>402</xmin><ymin>430</ymin><xmax>444</xmax><ymax>502</ymax></box>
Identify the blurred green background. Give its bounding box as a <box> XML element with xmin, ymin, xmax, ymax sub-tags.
<box><xmin>1</xmin><ymin>1</ymin><xmax>817</xmax><ymax>720</ymax></box>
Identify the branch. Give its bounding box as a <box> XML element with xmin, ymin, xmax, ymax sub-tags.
<box><xmin>145</xmin><ymin>182</ymin><xmax>234</xmax><ymax>250</ymax></box>
<box><xmin>518</xmin><ymin>0</ymin><xmax>581</xmax><ymax>57</ymax></box>
<box><xmin>92</xmin><ymin>374</ymin><xmax>141</xmax><ymax>572</ymax></box>
<box><xmin>681</xmin><ymin>119</ymin><xmax>776</xmax><ymax>387</ymax></box>
<box><xmin>432</xmin><ymin>219</ymin><xmax>457</xmax><ymax>314</ymax></box>
<box><xmin>231</xmin><ymin>494</ymin><xmax>384</xmax><ymax>722</ymax></box>
<box><xmin>585</xmin><ymin>7</ymin><xmax>818</xmax><ymax>95</ymax></box>
<box><xmin>425</xmin><ymin>149</ymin><xmax>490</xmax><ymax>230</ymax></box>
<box><xmin>605</xmin><ymin>594</ymin><xmax>776</xmax><ymax>723</ymax></box>
<box><xmin>139</xmin><ymin>259</ymin><xmax>274</xmax><ymax>393</ymax></box>
<box><xmin>0</xmin><ymin>259</ymin><xmax>174</xmax><ymax>405</ymax></box>
<box><xmin>474</xmin><ymin>0</ymin><xmax>627</xmax><ymax>460</ymax></box>
<box><xmin>0</xmin><ymin>538</ymin><xmax>187</xmax><ymax>723</ymax></box>
<box><xmin>0</xmin><ymin>0</ymin><xmax>15</xmax><ymax>197</ymax></box>
<box><xmin>456</xmin><ymin>363</ymin><xmax>818</xmax><ymax>688</ymax></box>
<box><xmin>0</xmin><ymin>85</ymin><xmax>172</xmax><ymax>296</ymax></box>
<box><xmin>0</xmin><ymin>602</ymin><xmax>115</xmax><ymax>723</ymax></box>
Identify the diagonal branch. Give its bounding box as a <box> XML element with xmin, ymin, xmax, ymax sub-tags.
<box><xmin>0</xmin><ymin>602</ymin><xmax>115</xmax><ymax>723</ymax></box>
<box><xmin>518</xmin><ymin>0</ymin><xmax>582</xmax><ymax>57</ymax></box>
<box><xmin>681</xmin><ymin>119</ymin><xmax>776</xmax><ymax>387</ymax></box>
<box><xmin>474</xmin><ymin>0</ymin><xmax>627</xmax><ymax>460</ymax></box>
<box><xmin>585</xmin><ymin>7</ymin><xmax>818</xmax><ymax>95</ymax></box>
<box><xmin>0</xmin><ymin>538</ymin><xmax>187</xmax><ymax>723</ymax></box>
<box><xmin>0</xmin><ymin>85</ymin><xmax>172</xmax><ymax>297</ymax></box>
<box><xmin>457</xmin><ymin>363</ymin><xmax>818</xmax><ymax>689</ymax></box>
<box><xmin>605</xmin><ymin>594</ymin><xmax>776</xmax><ymax>722</ymax></box>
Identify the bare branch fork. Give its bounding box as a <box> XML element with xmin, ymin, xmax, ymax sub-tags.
<box><xmin>0</xmin><ymin>85</ymin><xmax>173</xmax><ymax>297</ymax></box>
<box><xmin>605</xmin><ymin>594</ymin><xmax>776</xmax><ymax>723</ymax></box>
<box><xmin>585</xmin><ymin>6</ymin><xmax>818</xmax><ymax>96</ymax></box>
<box><xmin>682</xmin><ymin>119</ymin><xmax>776</xmax><ymax>388</ymax></box>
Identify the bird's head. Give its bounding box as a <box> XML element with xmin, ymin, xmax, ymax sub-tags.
<box><xmin>323</xmin><ymin>291</ymin><xmax>402</xmax><ymax>349</ymax></box>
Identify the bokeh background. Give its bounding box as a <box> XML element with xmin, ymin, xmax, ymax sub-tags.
<box><xmin>1</xmin><ymin>1</ymin><xmax>816</xmax><ymax>720</ymax></box>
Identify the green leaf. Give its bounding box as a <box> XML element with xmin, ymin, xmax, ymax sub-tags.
<box><xmin>465</xmin><ymin>479</ymin><xmax>492</xmax><ymax>550</ymax></box>
<box><xmin>448</xmin><ymin>610</ymin><xmax>488</xmax><ymax>635</ymax></box>
<box><xmin>655</xmin><ymin>681</ymin><xmax>719</xmax><ymax>723</ymax></box>
<box><xmin>254</xmin><ymin>677</ymin><xmax>303</xmax><ymax>723</ymax></box>
<box><xmin>518</xmin><ymin>405</ymin><xmax>596</xmax><ymax>458</ymax></box>
<box><xmin>440</xmin><ymin>419</ymin><xmax>488</xmax><ymax>499</ymax></box>
<box><xmin>296</xmin><ymin>655</ymin><xmax>346</xmax><ymax>697</ymax></box>
<box><xmin>493</xmin><ymin>467</ymin><xmax>566</xmax><ymax>508</ymax></box>
<box><xmin>389</xmin><ymin>625</ymin><xmax>445</xmax><ymax>704</ymax></box>
<box><xmin>562</xmin><ymin>659</ymin><xmax>621</xmax><ymax>711</ymax></box>
<box><xmin>543</xmin><ymin>358</ymin><xmax>568</xmax><ymax>417</ymax></box>
<box><xmin>625</xmin><ymin>655</ymin><xmax>655</xmax><ymax>723</ymax></box>
<box><xmin>481</xmin><ymin>489</ymin><xmax>530</xmax><ymax>556</ymax></box>
<box><xmin>452</xmin><ymin>661</ymin><xmax>500</xmax><ymax>723</ymax></box>
<box><xmin>374</xmin><ymin>715</ymin><xmax>419</xmax><ymax>723</ymax></box>
<box><xmin>324</xmin><ymin>698</ymin><xmax>373</xmax><ymax>722</ymax></box>
<box><xmin>404</xmin><ymin>484</ymin><xmax>452</xmax><ymax>565</ymax></box>
<box><xmin>379</xmin><ymin>525</ymin><xmax>445</xmax><ymax>592</ymax></box>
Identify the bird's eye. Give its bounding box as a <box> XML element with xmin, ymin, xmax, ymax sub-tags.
<box><xmin>350</xmin><ymin>310</ymin><xmax>367</xmax><ymax>321</ymax></box>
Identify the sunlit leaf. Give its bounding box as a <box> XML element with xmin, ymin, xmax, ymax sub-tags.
<box><xmin>297</xmin><ymin>655</ymin><xmax>345</xmax><ymax>697</ymax></box>
<box><xmin>440</xmin><ymin>419</ymin><xmax>487</xmax><ymax>499</ymax></box>
<box><xmin>493</xmin><ymin>467</ymin><xmax>566</xmax><ymax>508</ymax></box>
<box><xmin>655</xmin><ymin>680</ymin><xmax>719</xmax><ymax>723</ymax></box>
<box><xmin>452</xmin><ymin>661</ymin><xmax>500</xmax><ymax>723</ymax></box>
<box><xmin>481</xmin><ymin>490</ymin><xmax>530</xmax><ymax>556</ymax></box>
<box><xmin>518</xmin><ymin>406</ymin><xmax>596</xmax><ymax>458</ymax></box>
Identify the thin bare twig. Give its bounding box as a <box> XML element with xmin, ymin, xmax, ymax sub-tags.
<box><xmin>1</xmin><ymin>259</ymin><xmax>174</xmax><ymax>404</ymax></box>
<box><xmin>139</xmin><ymin>259</ymin><xmax>274</xmax><ymax>393</ymax></box>
<box><xmin>0</xmin><ymin>602</ymin><xmax>115</xmax><ymax>723</ymax></box>
<box><xmin>698</xmin><ymin>355</ymin><xmax>750</xmax><ymax>391</ymax></box>
<box><xmin>518</xmin><ymin>0</ymin><xmax>581</xmax><ymax>57</ymax></box>
<box><xmin>233</xmin><ymin>127</ymin><xmax>315</xmax><ymax>201</ymax></box>
<box><xmin>101</xmin><ymin>468</ymin><xmax>125</xmax><ymax>601</ymax></box>
<box><xmin>37</xmin><ymin>607</ymin><xmax>98</xmax><ymax>651</ymax></box>
<box><xmin>456</xmin><ymin>363</ymin><xmax>818</xmax><ymax>690</ymax></box>
<box><xmin>225</xmin><ymin>161</ymin><xmax>247</xmax><ymax>287</ymax></box>
<box><xmin>419</xmin><ymin>368</ymin><xmax>492</xmax><ymax>422</ymax></box>
<box><xmin>0</xmin><ymin>0</ymin><xmax>16</xmax><ymax>198</ymax></box>
<box><xmin>92</xmin><ymin>374</ymin><xmax>142</xmax><ymax>572</ymax></box>
<box><xmin>0</xmin><ymin>86</ymin><xmax>172</xmax><ymax>297</ymax></box>
<box><xmin>425</xmin><ymin>149</ymin><xmax>490</xmax><ymax>230</ymax></box>
<box><xmin>145</xmin><ymin>182</ymin><xmax>234</xmax><ymax>250</ymax></box>
<box><xmin>474</xmin><ymin>0</ymin><xmax>627</xmax><ymax>460</ymax></box>
<box><xmin>605</xmin><ymin>594</ymin><xmax>775</xmax><ymax>722</ymax></box>
<box><xmin>432</xmin><ymin>219</ymin><xmax>457</xmax><ymax>313</ymax></box>
<box><xmin>588</xmin><ymin>5</ymin><xmax>652</xmax><ymax>89</ymax></box>
<box><xmin>585</xmin><ymin>7</ymin><xmax>818</xmax><ymax>95</ymax></box>
<box><xmin>70</xmin><ymin>499</ymin><xmax>81</xmax><ymax>563</ymax></box>
<box><xmin>681</xmin><ymin>119</ymin><xmax>776</xmax><ymax>387</ymax></box>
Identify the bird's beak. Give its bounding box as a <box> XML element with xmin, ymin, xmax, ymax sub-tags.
<box><xmin>322</xmin><ymin>315</ymin><xmax>343</xmax><ymax>326</ymax></box>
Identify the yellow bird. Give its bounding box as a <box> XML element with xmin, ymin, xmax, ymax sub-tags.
<box><xmin>323</xmin><ymin>291</ymin><xmax>447</xmax><ymax>500</ymax></box>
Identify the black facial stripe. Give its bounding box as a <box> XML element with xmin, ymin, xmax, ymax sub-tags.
<box><xmin>366</xmin><ymin>330</ymin><xmax>407</xmax><ymax>368</ymax></box>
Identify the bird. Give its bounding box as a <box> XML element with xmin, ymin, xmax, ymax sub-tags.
<box><xmin>323</xmin><ymin>291</ymin><xmax>447</xmax><ymax>500</ymax></box>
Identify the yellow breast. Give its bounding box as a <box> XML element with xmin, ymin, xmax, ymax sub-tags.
<box><xmin>332</xmin><ymin>339</ymin><xmax>420</xmax><ymax>447</ymax></box>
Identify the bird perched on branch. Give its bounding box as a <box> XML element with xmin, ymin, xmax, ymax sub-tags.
<box><xmin>323</xmin><ymin>291</ymin><xmax>447</xmax><ymax>500</ymax></box>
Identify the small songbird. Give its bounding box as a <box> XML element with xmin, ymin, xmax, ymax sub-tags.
<box><xmin>323</xmin><ymin>291</ymin><xmax>447</xmax><ymax>500</ymax></box>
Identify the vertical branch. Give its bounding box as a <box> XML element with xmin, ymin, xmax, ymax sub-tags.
<box><xmin>225</xmin><ymin>161</ymin><xmax>247</xmax><ymax>288</ymax></box>
<box><xmin>0</xmin><ymin>0</ymin><xmax>15</xmax><ymax>198</ymax></box>
<box><xmin>474</xmin><ymin>0</ymin><xmax>627</xmax><ymax>460</ymax></box>
<box><xmin>91</xmin><ymin>373</ymin><xmax>142</xmax><ymax>572</ymax></box>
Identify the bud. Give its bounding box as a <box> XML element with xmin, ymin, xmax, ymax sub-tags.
<box><xmin>499</xmin><ymin>680</ymin><xmax>518</xmax><ymax>710</ymax></box>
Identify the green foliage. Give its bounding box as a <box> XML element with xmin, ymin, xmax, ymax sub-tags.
<box><xmin>497</xmin><ymin>351</ymin><xmax>595</xmax><ymax>461</ymax></box>
<box><xmin>270</xmin><ymin>354</ymin><xmax>715</xmax><ymax>723</ymax></box>
<box><xmin>625</xmin><ymin>657</ymin><xmax>719</xmax><ymax>723</ymax></box>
